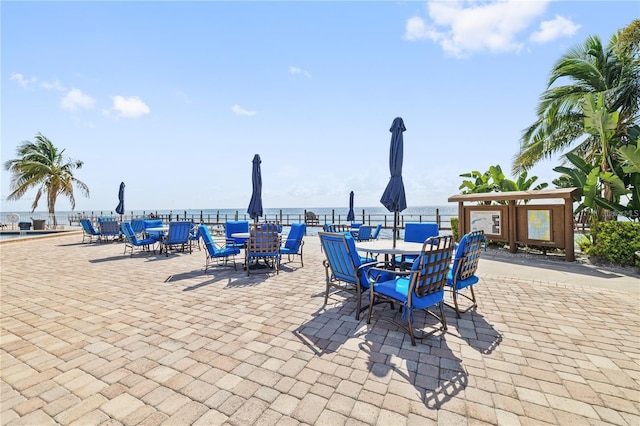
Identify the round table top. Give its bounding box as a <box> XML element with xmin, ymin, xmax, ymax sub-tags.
<box><xmin>231</xmin><ymin>232</ymin><xmax>250</xmax><ymax>239</ymax></box>
<box><xmin>355</xmin><ymin>240</ymin><xmax>425</xmax><ymax>255</ymax></box>
<box><xmin>145</xmin><ymin>226</ymin><xmax>169</xmax><ymax>232</ymax></box>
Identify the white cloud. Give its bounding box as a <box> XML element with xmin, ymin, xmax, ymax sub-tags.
<box><xmin>60</xmin><ymin>88</ymin><xmax>95</xmax><ymax>111</ymax></box>
<box><xmin>111</xmin><ymin>95</ymin><xmax>150</xmax><ymax>118</ymax></box>
<box><xmin>232</xmin><ymin>104</ymin><xmax>256</xmax><ymax>116</ymax></box>
<box><xmin>289</xmin><ymin>66</ymin><xmax>312</xmax><ymax>78</ymax></box>
<box><xmin>405</xmin><ymin>0</ymin><xmax>550</xmax><ymax>57</ymax></box>
<box><xmin>10</xmin><ymin>73</ymin><xmax>37</xmax><ymax>88</ymax></box>
<box><xmin>173</xmin><ymin>89</ymin><xmax>192</xmax><ymax>104</ymax></box>
<box><xmin>530</xmin><ymin>15</ymin><xmax>580</xmax><ymax>43</ymax></box>
<box><xmin>40</xmin><ymin>79</ymin><xmax>67</xmax><ymax>91</ymax></box>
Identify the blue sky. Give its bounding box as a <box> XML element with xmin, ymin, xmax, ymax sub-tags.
<box><xmin>2</xmin><ymin>1</ymin><xmax>638</xmax><ymax>213</ymax></box>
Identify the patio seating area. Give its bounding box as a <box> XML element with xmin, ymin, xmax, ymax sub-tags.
<box><xmin>1</xmin><ymin>233</ymin><xmax>639</xmax><ymax>425</ymax></box>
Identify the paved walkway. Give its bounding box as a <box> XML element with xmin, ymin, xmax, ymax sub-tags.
<box><xmin>1</xmin><ymin>233</ymin><xmax>639</xmax><ymax>425</ymax></box>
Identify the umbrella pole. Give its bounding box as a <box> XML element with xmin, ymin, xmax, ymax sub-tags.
<box><xmin>392</xmin><ymin>211</ymin><xmax>398</xmax><ymax>249</ymax></box>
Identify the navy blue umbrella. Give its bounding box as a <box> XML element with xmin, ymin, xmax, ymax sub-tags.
<box><xmin>380</xmin><ymin>117</ymin><xmax>407</xmax><ymax>247</ymax></box>
<box><xmin>247</xmin><ymin>154</ymin><xmax>263</xmax><ymax>222</ymax></box>
<box><xmin>347</xmin><ymin>191</ymin><xmax>355</xmax><ymax>222</ymax></box>
<box><xmin>115</xmin><ymin>182</ymin><xmax>125</xmax><ymax>216</ymax></box>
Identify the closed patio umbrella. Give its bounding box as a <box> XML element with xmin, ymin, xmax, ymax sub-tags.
<box><xmin>247</xmin><ymin>154</ymin><xmax>263</xmax><ymax>222</ymax></box>
<box><xmin>380</xmin><ymin>117</ymin><xmax>407</xmax><ymax>248</ymax></box>
<box><xmin>347</xmin><ymin>191</ymin><xmax>355</xmax><ymax>222</ymax></box>
<box><xmin>115</xmin><ymin>182</ymin><xmax>125</xmax><ymax>217</ymax></box>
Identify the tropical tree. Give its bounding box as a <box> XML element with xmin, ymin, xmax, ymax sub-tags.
<box><xmin>4</xmin><ymin>133</ymin><xmax>89</xmax><ymax>225</ymax></box>
<box><xmin>459</xmin><ymin>164</ymin><xmax>547</xmax><ymax>205</ymax></box>
<box><xmin>458</xmin><ymin>170</ymin><xmax>493</xmax><ymax>196</ymax></box>
<box><xmin>513</xmin><ymin>20</ymin><xmax>640</xmax><ymax>177</ymax></box>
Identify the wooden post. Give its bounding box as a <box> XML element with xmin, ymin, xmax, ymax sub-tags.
<box><xmin>564</xmin><ymin>196</ymin><xmax>575</xmax><ymax>262</ymax></box>
<box><xmin>508</xmin><ymin>200</ymin><xmax>517</xmax><ymax>253</ymax></box>
<box><xmin>459</xmin><ymin>202</ymin><xmax>466</xmax><ymax>241</ymax></box>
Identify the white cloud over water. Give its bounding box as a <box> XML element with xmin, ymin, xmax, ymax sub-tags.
<box><xmin>111</xmin><ymin>95</ymin><xmax>150</xmax><ymax>118</ymax></box>
<box><xmin>404</xmin><ymin>0</ymin><xmax>575</xmax><ymax>57</ymax></box>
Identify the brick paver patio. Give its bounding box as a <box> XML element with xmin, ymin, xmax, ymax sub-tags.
<box><xmin>1</xmin><ymin>233</ymin><xmax>639</xmax><ymax>425</ymax></box>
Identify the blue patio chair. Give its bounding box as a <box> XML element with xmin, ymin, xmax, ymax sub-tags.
<box><xmin>190</xmin><ymin>222</ymin><xmax>201</xmax><ymax>251</ymax></box>
<box><xmin>131</xmin><ymin>218</ymin><xmax>146</xmax><ymax>236</ymax></box>
<box><xmin>446</xmin><ymin>230</ymin><xmax>485</xmax><ymax>317</ymax></box>
<box><xmin>163</xmin><ymin>221</ymin><xmax>193</xmax><ymax>256</ymax></box>
<box><xmin>371</xmin><ymin>224</ymin><xmax>383</xmax><ymax>240</ymax></box>
<box><xmin>324</xmin><ymin>223</ymin><xmax>350</xmax><ymax>233</ymax></box>
<box><xmin>120</xmin><ymin>222</ymin><xmax>159</xmax><ymax>256</ymax></box>
<box><xmin>260</xmin><ymin>222</ymin><xmax>283</xmax><ymax>233</ymax></box>
<box><xmin>367</xmin><ymin>235</ymin><xmax>454</xmax><ymax>346</ymax></box>
<box><xmin>280</xmin><ymin>223</ymin><xmax>306</xmax><ymax>267</ymax></box>
<box><xmin>245</xmin><ymin>227</ymin><xmax>281</xmax><ymax>276</ymax></box>
<box><xmin>225</xmin><ymin>220</ymin><xmax>250</xmax><ymax>250</ymax></box>
<box><xmin>356</xmin><ymin>225</ymin><xmax>372</xmax><ymax>241</ymax></box>
<box><xmin>80</xmin><ymin>218</ymin><xmax>100</xmax><ymax>243</ymax></box>
<box><xmin>198</xmin><ymin>224</ymin><xmax>241</xmax><ymax>271</ymax></box>
<box><xmin>319</xmin><ymin>232</ymin><xmax>389</xmax><ymax>320</ymax></box>
<box><xmin>98</xmin><ymin>219</ymin><xmax>121</xmax><ymax>243</ymax></box>
<box><xmin>397</xmin><ymin>222</ymin><xmax>440</xmax><ymax>267</ymax></box>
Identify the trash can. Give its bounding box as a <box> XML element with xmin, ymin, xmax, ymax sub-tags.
<box><xmin>32</xmin><ymin>219</ymin><xmax>47</xmax><ymax>230</ymax></box>
<box><xmin>18</xmin><ymin>222</ymin><xmax>31</xmax><ymax>230</ymax></box>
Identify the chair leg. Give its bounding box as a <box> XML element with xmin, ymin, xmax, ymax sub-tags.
<box><xmin>469</xmin><ymin>286</ymin><xmax>477</xmax><ymax>309</ymax></box>
<box><xmin>450</xmin><ymin>285</ymin><xmax>478</xmax><ymax>318</ymax></box>
<box><xmin>406</xmin><ymin>311</ymin><xmax>416</xmax><ymax>346</ymax></box>
<box><xmin>453</xmin><ymin>290</ymin><xmax>462</xmax><ymax>318</ymax></box>
<box><xmin>439</xmin><ymin>302</ymin><xmax>448</xmax><ymax>331</ymax></box>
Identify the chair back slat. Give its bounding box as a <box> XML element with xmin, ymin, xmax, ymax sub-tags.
<box><xmin>226</xmin><ymin>220</ymin><xmax>250</xmax><ymax>245</ymax></box>
<box><xmin>410</xmin><ymin>235</ymin><xmax>453</xmax><ymax>299</ymax></box>
<box><xmin>356</xmin><ymin>225</ymin><xmax>372</xmax><ymax>241</ymax></box>
<box><xmin>319</xmin><ymin>232</ymin><xmax>361</xmax><ymax>285</ymax></box>
<box><xmin>371</xmin><ymin>224</ymin><xmax>382</xmax><ymax>240</ymax></box>
<box><xmin>404</xmin><ymin>222</ymin><xmax>439</xmax><ymax>243</ymax></box>
<box><xmin>131</xmin><ymin>219</ymin><xmax>146</xmax><ymax>234</ymax></box>
<box><xmin>100</xmin><ymin>220</ymin><xmax>120</xmax><ymax>236</ymax></box>
<box><xmin>121</xmin><ymin>222</ymin><xmax>138</xmax><ymax>245</ymax></box>
<box><xmin>284</xmin><ymin>223</ymin><xmax>306</xmax><ymax>250</ymax></box>
<box><xmin>80</xmin><ymin>218</ymin><xmax>98</xmax><ymax>235</ymax></box>
<box><xmin>167</xmin><ymin>221</ymin><xmax>191</xmax><ymax>244</ymax></box>
<box><xmin>453</xmin><ymin>231</ymin><xmax>485</xmax><ymax>281</ymax></box>
<box><xmin>246</xmin><ymin>229</ymin><xmax>280</xmax><ymax>255</ymax></box>
<box><xmin>198</xmin><ymin>224</ymin><xmax>216</xmax><ymax>255</ymax></box>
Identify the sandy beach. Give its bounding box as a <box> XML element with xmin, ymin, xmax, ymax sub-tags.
<box><xmin>1</xmin><ymin>232</ymin><xmax>638</xmax><ymax>425</ymax></box>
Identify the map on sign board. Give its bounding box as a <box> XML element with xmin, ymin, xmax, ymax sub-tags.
<box><xmin>527</xmin><ymin>210</ymin><xmax>551</xmax><ymax>241</ymax></box>
<box><xmin>470</xmin><ymin>211</ymin><xmax>501</xmax><ymax>236</ymax></box>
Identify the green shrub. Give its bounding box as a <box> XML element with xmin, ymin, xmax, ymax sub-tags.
<box><xmin>586</xmin><ymin>221</ymin><xmax>640</xmax><ymax>266</ymax></box>
<box><xmin>575</xmin><ymin>233</ymin><xmax>592</xmax><ymax>253</ymax></box>
<box><xmin>450</xmin><ymin>217</ymin><xmax>459</xmax><ymax>242</ymax></box>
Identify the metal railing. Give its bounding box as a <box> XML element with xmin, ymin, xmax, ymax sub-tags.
<box><xmin>0</xmin><ymin>209</ymin><xmax>456</xmax><ymax>232</ymax></box>
<box><xmin>61</xmin><ymin>209</ymin><xmax>454</xmax><ymax>231</ymax></box>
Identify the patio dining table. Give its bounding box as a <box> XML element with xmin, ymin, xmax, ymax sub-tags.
<box><xmin>146</xmin><ymin>226</ymin><xmax>170</xmax><ymax>254</ymax></box>
<box><xmin>355</xmin><ymin>239</ymin><xmax>425</xmax><ymax>270</ymax></box>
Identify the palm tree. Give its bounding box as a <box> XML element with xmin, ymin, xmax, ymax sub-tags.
<box><xmin>513</xmin><ymin>21</ymin><xmax>640</xmax><ymax>181</ymax></box>
<box><xmin>4</xmin><ymin>133</ymin><xmax>89</xmax><ymax>225</ymax></box>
